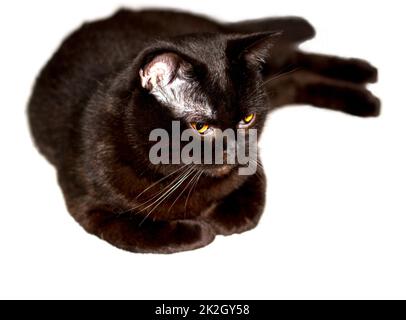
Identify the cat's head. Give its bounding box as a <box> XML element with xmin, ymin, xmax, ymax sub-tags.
<box><xmin>122</xmin><ymin>32</ymin><xmax>280</xmax><ymax>178</ymax></box>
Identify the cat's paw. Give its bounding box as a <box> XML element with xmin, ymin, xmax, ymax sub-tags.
<box><xmin>202</xmin><ymin>173</ymin><xmax>266</xmax><ymax>236</ymax></box>
<box><xmin>92</xmin><ymin>214</ymin><xmax>216</xmax><ymax>254</ymax></box>
<box><xmin>342</xmin><ymin>87</ymin><xmax>381</xmax><ymax>117</ymax></box>
<box><xmin>205</xmin><ymin>213</ymin><xmax>260</xmax><ymax>236</ymax></box>
<box><xmin>160</xmin><ymin>220</ymin><xmax>216</xmax><ymax>254</ymax></box>
<box><xmin>297</xmin><ymin>52</ymin><xmax>378</xmax><ymax>84</ymax></box>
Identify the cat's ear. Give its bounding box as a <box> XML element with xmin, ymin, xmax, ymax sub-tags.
<box><xmin>138</xmin><ymin>52</ymin><xmax>196</xmax><ymax>113</ymax></box>
<box><xmin>139</xmin><ymin>52</ymin><xmax>187</xmax><ymax>91</ymax></box>
<box><xmin>227</xmin><ymin>31</ymin><xmax>282</xmax><ymax>66</ymax></box>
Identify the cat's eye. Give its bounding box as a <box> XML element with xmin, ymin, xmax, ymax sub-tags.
<box><xmin>239</xmin><ymin>113</ymin><xmax>256</xmax><ymax>128</ymax></box>
<box><xmin>243</xmin><ymin>113</ymin><xmax>255</xmax><ymax>124</ymax></box>
<box><xmin>191</xmin><ymin>122</ymin><xmax>210</xmax><ymax>134</ymax></box>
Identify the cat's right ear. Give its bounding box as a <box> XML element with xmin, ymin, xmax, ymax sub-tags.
<box><xmin>227</xmin><ymin>31</ymin><xmax>282</xmax><ymax>66</ymax></box>
<box><xmin>139</xmin><ymin>52</ymin><xmax>184</xmax><ymax>91</ymax></box>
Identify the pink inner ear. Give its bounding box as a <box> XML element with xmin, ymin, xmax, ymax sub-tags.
<box><xmin>139</xmin><ymin>53</ymin><xmax>180</xmax><ymax>90</ymax></box>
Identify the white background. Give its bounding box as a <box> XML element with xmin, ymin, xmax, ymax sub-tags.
<box><xmin>1</xmin><ymin>0</ymin><xmax>405</xmax><ymax>299</ymax></box>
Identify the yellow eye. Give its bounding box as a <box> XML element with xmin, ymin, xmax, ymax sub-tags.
<box><xmin>191</xmin><ymin>122</ymin><xmax>209</xmax><ymax>134</ymax></box>
<box><xmin>243</xmin><ymin>113</ymin><xmax>255</xmax><ymax>124</ymax></box>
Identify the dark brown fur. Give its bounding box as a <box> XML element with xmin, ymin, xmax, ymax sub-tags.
<box><xmin>28</xmin><ymin>9</ymin><xmax>380</xmax><ymax>253</ymax></box>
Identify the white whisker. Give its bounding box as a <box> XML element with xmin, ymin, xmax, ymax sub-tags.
<box><xmin>184</xmin><ymin>170</ymin><xmax>203</xmax><ymax>213</ymax></box>
<box><xmin>139</xmin><ymin>166</ymin><xmax>196</xmax><ymax>225</ymax></box>
<box><xmin>166</xmin><ymin>167</ymin><xmax>199</xmax><ymax>214</ymax></box>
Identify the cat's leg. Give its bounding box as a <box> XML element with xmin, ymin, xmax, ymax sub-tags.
<box><xmin>295</xmin><ymin>52</ymin><xmax>378</xmax><ymax>84</ymax></box>
<box><xmin>266</xmin><ymin>47</ymin><xmax>378</xmax><ymax>84</ymax></box>
<box><xmin>267</xmin><ymin>70</ymin><xmax>380</xmax><ymax>117</ymax></box>
<box><xmin>227</xmin><ymin>16</ymin><xmax>377</xmax><ymax>85</ymax></box>
<box><xmin>69</xmin><ymin>202</ymin><xmax>216</xmax><ymax>253</ymax></box>
<box><xmin>203</xmin><ymin>169</ymin><xmax>266</xmax><ymax>236</ymax></box>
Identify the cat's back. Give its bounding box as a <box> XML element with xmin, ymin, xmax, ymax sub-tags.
<box><xmin>28</xmin><ymin>9</ymin><xmax>222</xmax><ymax>164</ymax></box>
<box><xmin>34</xmin><ymin>9</ymin><xmax>222</xmax><ymax>89</ymax></box>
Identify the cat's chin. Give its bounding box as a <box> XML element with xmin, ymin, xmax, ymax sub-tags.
<box><xmin>201</xmin><ymin>164</ymin><xmax>237</xmax><ymax>178</ymax></box>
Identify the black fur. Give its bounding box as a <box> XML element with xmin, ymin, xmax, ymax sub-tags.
<box><xmin>28</xmin><ymin>9</ymin><xmax>380</xmax><ymax>253</ymax></box>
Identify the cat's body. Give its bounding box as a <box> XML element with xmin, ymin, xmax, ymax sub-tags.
<box><xmin>28</xmin><ymin>9</ymin><xmax>379</xmax><ymax>253</ymax></box>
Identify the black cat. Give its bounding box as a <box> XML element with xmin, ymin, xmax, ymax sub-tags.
<box><xmin>28</xmin><ymin>9</ymin><xmax>380</xmax><ymax>253</ymax></box>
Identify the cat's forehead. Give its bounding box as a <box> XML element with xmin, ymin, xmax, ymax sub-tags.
<box><xmin>151</xmin><ymin>76</ymin><xmax>215</xmax><ymax>119</ymax></box>
<box><xmin>141</xmin><ymin>48</ymin><xmax>231</xmax><ymax>120</ymax></box>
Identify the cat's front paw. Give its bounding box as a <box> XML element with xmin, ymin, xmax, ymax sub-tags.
<box><xmin>90</xmin><ymin>213</ymin><xmax>216</xmax><ymax>254</ymax></box>
<box><xmin>160</xmin><ymin>220</ymin><xmax>216</xmax><ymax>254</ymax></box>
<box><xmin>202</xmin><ymin>172</ymin><xmax>266</xmax><ymax>236</ymax></box>
<box><xmin>205</xmin><ymin>211</ymin><xmax>261</xmax><ymax>236</ymax></box>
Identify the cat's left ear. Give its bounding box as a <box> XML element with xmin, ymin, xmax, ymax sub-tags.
<box><xmin>227</xmin><ymin>31</ymin><xmax>282</xmax><ymax>66</ymax></box>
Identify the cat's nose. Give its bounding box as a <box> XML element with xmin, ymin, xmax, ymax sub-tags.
<box><xmin>222</xmin><ymin>151</ymin><xmax>229</xmax><ymax>164</ymax></box>
<box><xmin>223</xmin><ymin>150</ymin><xmax>236</xmax><ymax>164</ymax></box>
